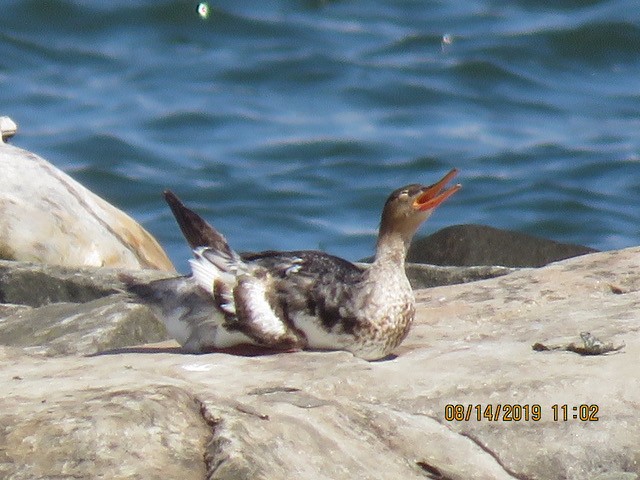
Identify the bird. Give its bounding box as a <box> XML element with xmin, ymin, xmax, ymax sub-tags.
<box><xmin>125</xmin><ymin>169</ymin><xmax>461</xmax><ymax>360</ymax></box>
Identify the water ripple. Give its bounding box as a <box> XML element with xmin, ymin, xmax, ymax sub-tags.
<box><xmin>0</xmin><ymin>0</ymin><xmax>638</xmax><ymax>270</ymax></box>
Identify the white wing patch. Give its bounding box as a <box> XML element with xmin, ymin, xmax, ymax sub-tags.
<box><xmin>235</xmin><ymin>277</ymin><xmax>289</xmax><ymax>340</ymax></box>
<box><xmin>187</xmin><ymin>247</ymin><xmax>299</xmax><ymax>347</ymax></box>
<box><xmin>189</xmin><ymin>246</ymin><xmax>239</xmax><ymax>294</ymax></box>
<box><xmin>189</xmin><ymin>248</ymin><xmax>220</xmax><ymax>293</ymax></box>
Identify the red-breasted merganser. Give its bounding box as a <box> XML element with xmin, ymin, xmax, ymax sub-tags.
<box><xmin>127</xmin><ymin>169</ymin><xmax>460</xmax><ymax>360</ymax></box>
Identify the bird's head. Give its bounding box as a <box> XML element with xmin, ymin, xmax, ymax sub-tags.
<box><xmin>379</xmin><ymin>168</ymin><xmax>461</xmax><ymax>245</ymax></box>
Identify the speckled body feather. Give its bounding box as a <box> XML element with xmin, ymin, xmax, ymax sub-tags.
<box><xmin>239</xmin><ymin>249</ymin><xmax>415</xmax><ymax>359</ymax></box>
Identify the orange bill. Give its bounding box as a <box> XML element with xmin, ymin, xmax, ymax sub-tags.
<box><xmin>413</xmin><ymin>168</ymin><xmax>461</xmax><ymax>211</ymax></box>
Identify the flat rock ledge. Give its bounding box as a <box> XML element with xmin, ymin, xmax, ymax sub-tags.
<box><xmin>1</xmin><ymin>248</ymin><xmax>639</xmax><ymax>480</ymax></box>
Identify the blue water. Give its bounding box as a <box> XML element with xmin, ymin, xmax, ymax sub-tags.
<box><xmin>1</xmin><ymin>0</ymin><xmax>639</xmax><ymax>272</ymax></box>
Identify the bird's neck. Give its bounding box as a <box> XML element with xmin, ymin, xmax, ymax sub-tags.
<box><xmin>373</xmin><ymin>231</ymin><xmax>409</xmax><ymax>270</ymax></box>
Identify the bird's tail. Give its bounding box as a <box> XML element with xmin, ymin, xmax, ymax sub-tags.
<box><xmin>163</xmin><ymin>189</ymin><xmax>246</xmax><ymax>296</ymax></box>
<box><xmin>164</xmin><ymin>190</ymin><xmax>236</xmax><ymax>254</ymax></box>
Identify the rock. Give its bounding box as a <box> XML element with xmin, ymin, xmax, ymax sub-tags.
<box><xmin>404</xmin><ymin>262</ymin><xmax>515</xmax><ymax>289</ymax></box>
<box><xmin>0</xmin><ymin>372</ymin><xmax>212</xmax><ymax>480</ymax></box>
<box><xmin>0</xmin><ymin>247</ymin><xmax>639</xmax><ymax>479</ymax></box>
<box><xmin>0</xmin><ymin>116</ymin><xmax>17</xmax><ymax>142</ymax></box>
<box><xmin>0</xmin><ymin>259</ymin><xmax>172</xmax><ymax>355</ymax></box>
<box><xmin>408</xmin><ymin>223</ymin><xmax>598</xmax><ymax>267</ymax></box>
<box><xmin>0</xmin><ymin>129</ymin><xmax>174</xmax><ymax>271</ymax></box>
<box><xmin>0</xmin><ymin>296</ymin><xmax>168</xmax><ymax>356</ymax></box>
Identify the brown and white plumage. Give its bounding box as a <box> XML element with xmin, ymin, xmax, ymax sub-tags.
<box><xmin>127</xmin><ymin>169</ymin><xmax>461</xmax><ymax>360</ymax></box>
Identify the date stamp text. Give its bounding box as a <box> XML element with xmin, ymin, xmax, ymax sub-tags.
<box><xmin>444</xmin><ymin>404</ymin><xmax>599</xmax><ymax>422</ymax></box>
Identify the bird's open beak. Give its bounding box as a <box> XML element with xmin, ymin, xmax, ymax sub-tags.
<box><xmin>413</xmin><ymin>168</ymin><xmax>461</xmax><ymax>211</ymax></box>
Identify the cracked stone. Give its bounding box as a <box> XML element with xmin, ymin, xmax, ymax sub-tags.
<box><xmin>0</xmin><ymin>245</ymin><xmax>639</xmax><ymax>479</ymax></box>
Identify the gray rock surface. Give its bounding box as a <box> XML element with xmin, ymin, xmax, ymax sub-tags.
<box><xmin>404</xmin><ymin>262</ymin><xmax>515</xmax><ymax>288</ymax></box>
<box><xmin>1</xmin><ymin>247</ymin><xmax>639</xmax><ymax>479</ymax></box>
<box><xmin>0</xmin><ymin>260</ymin><xmax>171</xmax><ymax>355</ymax></box>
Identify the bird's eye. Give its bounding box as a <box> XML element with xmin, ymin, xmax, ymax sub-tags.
<box><xmin>398</xmin><ymin>190</ymin><xmax>409</xmax><ymax>201</ymax></box>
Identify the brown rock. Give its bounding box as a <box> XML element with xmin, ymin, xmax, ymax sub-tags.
<box><xmin>0</xmin><ymin>133</ymin><xmax>174</xmax><ymax>271</ymax></box>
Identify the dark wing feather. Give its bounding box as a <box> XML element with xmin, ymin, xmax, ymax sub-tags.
<box><xmin>241</xmin><ymin>250</ymin><xmax>365</xmax><ymax>283</ymax></box>
<box><xmin>241</xmin><ymin>250</ymin><xmax>368</xmax><ymax>333</ymax></box>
